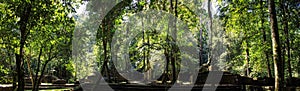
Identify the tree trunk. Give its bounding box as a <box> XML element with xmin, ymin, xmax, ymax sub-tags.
<box><xmin>269</xmin><ymin>0</ymin><xmax>284</xmax><ymax>90</ymax></box>
<box><xmin>35</xmin><ymin>60</ymin><xmax>51</xmax><ymax>91</ymax></box>
<box><xmin>141</xmin><ymin>16</ymin><xmax>148</xmax><ymax>81</ymax></box>
<box><xmin>195</xmin><ymin>0</ymin><xmax>203</xmax><ymax>67</ymax></box>
<box><xmin>142</xmin><ymin>17</ymin><xmax>146</xmax><ymax>72</ymax></box>
<box><xmin>245</xmin><ymin>42</ymin><xmax>250</xmax><ymax>77</ymax></box>
<box><xmin>280</xmin><ymin>0</ymin><xmax>292</xmax><ymax>79</ymax></box>
<box><xmin>17</xmin><ymin>3</ymin><xmax>32</xmax><ymax>91</ymax></box>
<box><xmin>32</xmin><ymin>48</ymin><xmax>43</xmax><ymax>91</ymax></box>
<box><xmin>260</xmin><ymin>0</ymin><xmax>272</xmax><ymax>78</ymax></box>
<box><xmin>169</xmin><ymin>0</ymin><xmax>179</xmax><ymax>83</ymax></box>
<box><xmin>163</xmin><ymin>47</ymin><xmax>170</xmax><ymax>84</ymax></box>
<box><xmin>101</xmin><ymin>18</ymin><xmax>110</xmax><ymax>82</ymax></box>
<box><xmin>33</xmin><ymin>45</ymin><xmax>54</xmax><ymax>91</ymax></box>
<box><xmin>207</xmin><ymin>0</ymin><xmax>214</xmax><ymax>70</ymax></box>
<box><xmin>16</xmin><ymin>51</ymin><xmax>24</xmax><ymax>91</ymax></box>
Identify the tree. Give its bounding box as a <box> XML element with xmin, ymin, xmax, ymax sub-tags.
<box><xmin>87</xmin><ymin>0</ymin><xmax>202</xmax><ymax>84</ymax></box>
<box><xmin>207</xmin><ymin>0</ymin><xmax>213</xmax><ymax>70</ymax></box>
<box><xmin>1</xmin><ymin>0</ymin><xmax>76</xmax><ymax>91</ymax></box>
<box><xmin>219</xmin><ymin>0</ymin><xmax>278</xmax><ymax>78</ymax></box>
<box><xmin>280</xmin><ymin>0</ymin><xmax>292</xmax><ymax>79</ymax></box>
<box><xmin>260</xmin><ymin>0</ymin><xmax>272</xmax><ymax>78</ymax></box>
<box><xmin>268</xmin><ymin>0</ymin><xmax>284</xmax><ymax>90</ymax></box>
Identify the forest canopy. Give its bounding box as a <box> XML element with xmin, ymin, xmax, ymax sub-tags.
<box><xmin>0</xmin><ymin>0</ymin><xmax>299</xmax><ymax>91</ymax></box>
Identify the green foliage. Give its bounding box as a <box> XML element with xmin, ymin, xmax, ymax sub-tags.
<box><xmin>0</xmin><ymin>0</ymin><xmax>298</xmax><ymax>86</ymax></box>
<box><xmin>88</xmin><ymin>0</ymin><xmax>207</xmax><ymax>81</ymax></box>
<box><xmin>0</xmin><ymin>65</ymin><xmax>12</xmax><ymax>83</ymax></box>
<box><xmin>0</xmin><ymin>0</ymin><xmax>77</xmax><ymax>86</ymax></box>
<box><xmin>220</xmin><ymin>0</ymin><xmax>300</xmax><ymax>78</ymax></box>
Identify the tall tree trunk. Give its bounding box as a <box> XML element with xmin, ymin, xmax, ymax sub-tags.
<box><xmin>147</xmin><ymin>30</ymin><xmax>151</xmax><ymax>81</ymax></box>
<box><xmin>163</xmin><ymin>20</ymin><xmax>171</xmax><ymax>84</ymax></box>
<box><xmin>173</xmin><ymin>0</ymin><xmax>178</xmax><ymax>83</ymax></box>
<box><xmin>196</xmin><ymin>0</ymin><xmax>203</xmax><ymax>67</ymax></box>
<box><xmin>142</xmin><ymin>16</ymin><xmax>148</xmax><ymax>81</ymax></box>
<box><xmin>280</xmin><ymin>0</ymin><xmax>292</xmax><ymax>79</ymax></box>
<box><xmin>101</xmin><ymin>18</ymin><xmax>110</xmax><ymax>82</ymax></box>
<box><xmin>16</xmin><ymin>44</ymin><xmax>25</xmax><ymax>91</ymax></box>
<box><xmin>169</xmin><ymin>0</ymin><xmax>179</xmax><ymax>83</ymax></box>
<box><xmin>269</xmin><ymin>0</ymin><xmax>284</xmax><ymax>90</ymax></box>
<box><xmin>17</xmin><ymin>3</ymin><xmax>32</xmax><ymax>91</ymax></box>
<box><xmin>260</xmin><ymin>0</ymin><xmax>272</xmax><ymax>78</ymax></box>
<box><xmin>207</xmin><ymin>0</ymin><xmax>214</xmax><ymax>70</ymax></box>
<box><xmin>15</xmin><ymin>53</ymin><xmax>24</xmax><ymax>91</ymax></box>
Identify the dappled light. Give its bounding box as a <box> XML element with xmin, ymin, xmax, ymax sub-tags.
<box><xmin>0</xmin><ymin>0</ymin><xmax>299</xmax><ymax>91</ymax></box>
